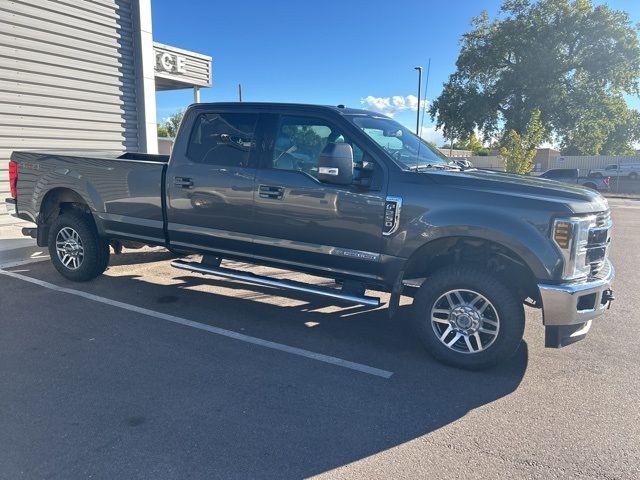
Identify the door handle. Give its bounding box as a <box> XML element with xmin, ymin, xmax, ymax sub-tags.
<box><xmin>174</xmin><ymin>177</ymin><xmax>193</xmax><ymax>188</ymax></box>
<box><xmin>259</xmin><ymin>184</ymin><xmax>285</xmax><ymax>200</ymax></box>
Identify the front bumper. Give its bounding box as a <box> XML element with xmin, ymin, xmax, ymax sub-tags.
<box><xmin>538</xmin><ymin>260</ymin><xmax>615</xmax><ymax>347</ymax></box>
<box><xmin>538</xmin><ymin>260</ymin><xmax>615</xmax><ymax>326</ymax></box>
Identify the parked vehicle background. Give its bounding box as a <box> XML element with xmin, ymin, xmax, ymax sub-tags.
<box><xmin>539</xmin><ymin>168</ymin><xmax>610</xmax><ymax>191</ymax></box>
<box><xmin>590</xmin><ymin>163</ymin><xmax>640</xmax><ymax>180</ymax></box>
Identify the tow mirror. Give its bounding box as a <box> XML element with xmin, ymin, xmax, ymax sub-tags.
<box><xmin>318</xmin><ymin>143</ymin><xmax>353</xmax><ymax>185</ymax></box>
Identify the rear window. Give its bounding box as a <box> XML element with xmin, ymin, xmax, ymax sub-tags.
<box><xmin>187</xmin><ymin>112</ymin><xmax>258</xmax><ymax>166</ymax></box>
<box><xmin>541</xmin><ymin>169</ymin><xmax>576</xmax><ymax>179</ymax></box>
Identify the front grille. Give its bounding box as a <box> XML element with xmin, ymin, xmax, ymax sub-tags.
<box><xmin>587</xmin><ymin>210</ymin><xmax>612</xmax><ymax>276</ymax></box>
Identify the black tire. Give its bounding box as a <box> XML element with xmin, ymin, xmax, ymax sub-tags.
<box><xmin>48</xmin><ymin>211</ymin><xmax>110</xmax><ymax>281</ymax></box>
<box><xmin>411</xmin><ymin>266</ymin><xmax>525</xmax><ymax>370</ymax></box>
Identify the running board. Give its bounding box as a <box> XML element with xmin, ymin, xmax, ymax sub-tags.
<box><xmin>171</xmin><ymin>260</ymin><xmax>381</xmax><ymax>307</ymax></box>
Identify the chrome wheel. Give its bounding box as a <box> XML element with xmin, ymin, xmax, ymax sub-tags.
<box><xmin>430</xmin><ymin>289</ymin><xmax>500</xmax><ymax>354</ymax></box>
<box><xmin>55</xmin><ymin>227</ymin><xmax>84</xmax><ymax>270</ymax></box>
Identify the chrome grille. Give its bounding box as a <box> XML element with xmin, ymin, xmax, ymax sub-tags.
<box><xmin>587</xmin><ymin>210</ymin><xmax>612</xmax><ymax>276</ymax></box>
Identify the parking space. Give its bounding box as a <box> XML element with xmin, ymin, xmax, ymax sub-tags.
<box><xmin>1</xmin><ymin>198</ymin><xmax>639</xmax><ymax>479</ymax></box>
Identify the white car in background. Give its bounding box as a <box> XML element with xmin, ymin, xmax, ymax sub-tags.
<box><xmin>590</xmin><ymin>163</ymin><xmax>640</xmax><ymax>180</ymax></box>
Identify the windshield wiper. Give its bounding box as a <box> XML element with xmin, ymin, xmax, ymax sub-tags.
<box><xmin>408</xmin><ymin>163</ymin><xmax>460</xmax><ymax>172</ymax></box>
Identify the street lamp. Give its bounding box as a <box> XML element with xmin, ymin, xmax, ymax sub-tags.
<box><xmin>414</xmin><ymin>66</ymin><xmax>423</xmax><ymax>136</ymax></box>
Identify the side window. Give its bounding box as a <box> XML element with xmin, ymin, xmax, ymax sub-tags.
<box><xmin>187</xmin><ymin>112</ymin><xmax>258</xmax><ymax>166</ymax></box>
<box><xmin>272</xmin><ymin>116</ymin><xmax>363</xmax><ymax>178</ymax></box>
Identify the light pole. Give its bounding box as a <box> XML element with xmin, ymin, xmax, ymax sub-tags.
<box><xmin>414</xmin><ymin>66</ymin><xmax>423</xmax><ymax>136</ymax></box>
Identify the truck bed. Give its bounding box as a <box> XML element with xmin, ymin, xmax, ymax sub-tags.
<box><xmin>12</xmin><ymin>150</ymin><xmax>169</xmax><ymax>245</ymax></box>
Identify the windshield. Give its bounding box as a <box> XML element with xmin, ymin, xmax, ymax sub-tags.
<box><xmin>348</xmin><ymin>115</ymin><xmax>452</xmax><ymax>170</ymax></box>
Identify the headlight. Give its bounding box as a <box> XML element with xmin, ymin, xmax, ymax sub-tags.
<box><xmin>552</xmin><ymin>215</ymin><xmax>596</xmax><ymax>281</ymax></box>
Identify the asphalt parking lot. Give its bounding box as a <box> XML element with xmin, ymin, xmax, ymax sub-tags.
<box><xmin>1</xmin><ymin>198</ymin><xmax>639</xmax><ymax>480</ymax></box>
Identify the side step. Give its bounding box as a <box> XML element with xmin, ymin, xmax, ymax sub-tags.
<box><xmin>171</xmin><ymin>259</ymin><xmax>381</xmax><ymax>307</ymax></box>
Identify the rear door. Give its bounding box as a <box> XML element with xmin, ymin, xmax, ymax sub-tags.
<box><xmin>166</xmin><ymin>110</ymin><xmax>260</xmax><ymax>254</ymax></box>
<box><xmin>251</xmin><ymin>113</ymin><xmax>387</xmax><ymax>280</ymax></box>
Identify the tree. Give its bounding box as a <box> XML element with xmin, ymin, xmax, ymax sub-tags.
<box><xmin>160</xmin><ymin>110</ymin><xmax>185</xmax><ymax>138</ymax></box>
<box><xmin>449</xmin><ymin>132</ymin><xmax>489</xmax><ymax>155</ymax></box>
<box><xmin>500</xmin><ymin>109</ymin><xmax>545</xmax><ymax>174</ymax></box>
<box><xmin>157</xmin><ymin>125</ymin><xmax>169</xmax><ymax>138</ymax></box>
<box><xmin>429</xmin><ymin>0</ymin><xmax>640</xmax><ymax>155</ymax></box>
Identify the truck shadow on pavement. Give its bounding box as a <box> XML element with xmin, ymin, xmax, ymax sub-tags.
<box><xmin>77</xmin><ymin>254</ymin><xmax>530</xmax><ymax>478</ymax></box>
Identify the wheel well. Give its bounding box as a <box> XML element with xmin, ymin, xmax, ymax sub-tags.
<box><xmin>403</xmin><ymin>237</ymin><xmax>540</xmax><ymax>305</ymax></box>
<box><xmin>37</xmin><ymin>188</ymin><xmax>93</xmax><ymax>246</ymax></box>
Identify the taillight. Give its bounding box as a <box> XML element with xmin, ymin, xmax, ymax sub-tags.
<box><xmin>603</xmin><ymin>177</ymin><xmax>610</xmax><ymax>187</ymax></box>
<box><xmin>9</xmin><ymin>160</ymin><xmax>18</xmax><ymax>198</ymax></box>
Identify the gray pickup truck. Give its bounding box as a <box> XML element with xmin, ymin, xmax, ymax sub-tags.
<box><xmin>6</xmin><ymin>103</ymin><xmax>615</xmax><ymax>369</ymax></box>
<box><xmin>538</xmin><ymin>168</ymin><xmax>610</xmax><ymax>192</ymax></box>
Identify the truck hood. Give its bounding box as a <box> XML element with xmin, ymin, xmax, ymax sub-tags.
<box><xmin>427</xmin><ymin>169</ymin><xmax>609</xmax><ymax>214</ymax></box>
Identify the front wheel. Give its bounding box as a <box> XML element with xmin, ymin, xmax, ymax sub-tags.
<box><xmin>48</xmin><ymin>211</ymin><xmax>110</xmax><ymax>281</ymax></box>
<box><xmin>411</xmin><ymin>266</ymin><xmax>525</xmax><ymax>370</ymax></box>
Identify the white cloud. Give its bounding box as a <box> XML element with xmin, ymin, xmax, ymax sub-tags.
<box><xmin>361</xmin><ymin>94</ymin><xmax>428</xmax><ymax>117</ymax></box>
<box><xmin>419</xmin><ymin>125</ymin><xmax>446</xmax><ymax>146</ymax></box>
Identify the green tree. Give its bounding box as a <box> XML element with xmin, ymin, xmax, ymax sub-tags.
<box><xmin>450</xmin><ymin>132</ymin><xmax>489</xmax><ymax>155</ymax></box>
<box><xmin>161</xmin><ymin>110</ymin><xmax>185</xmax><ymax>138</ymax></box>
<box><xmin>500</xmin><ymin>109</ymin><xmax>545</xmax><ymax>174</ymax></box>
<box><xmin>429</xmin><ymin>0</ymin><xmax>640</xmax><ymax>155</ymax></box>
<box><xmin>157</xmin><ymin>125</ymin><xmax>169</xmax><ymax>138</ymax></box>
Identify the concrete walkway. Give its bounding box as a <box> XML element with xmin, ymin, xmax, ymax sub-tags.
<box><xmin>0</xmin><ymin>212</ymin><xmax>48</xmax><ymax>268</ymax></box>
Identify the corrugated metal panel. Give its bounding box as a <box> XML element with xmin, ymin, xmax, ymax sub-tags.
<box><xmin>0</xmin><ymin>0</ymin><xmax>141</xmax><ymax>216</ymax></box>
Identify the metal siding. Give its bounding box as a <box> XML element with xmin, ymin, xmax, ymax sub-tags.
<box><xmin>0</xmin><ymin>0</ymin><xmax>141</xmax><ymax>218</ymax></box>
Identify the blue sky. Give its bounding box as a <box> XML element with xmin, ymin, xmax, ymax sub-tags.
<box><xmin>152</xmin><ymin>0</ymin><xmax>640</xmax><ymax>146</ymax></box>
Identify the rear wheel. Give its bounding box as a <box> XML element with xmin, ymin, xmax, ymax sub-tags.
<box><xmin>48</xmin><ymin>211</ymin><xmax>110</xmax><ymax>281</ymax></box>
<box><xmin>411</xmin><ymin>266</ymin><xmax>525</xmax><ymax>370</ymax></box>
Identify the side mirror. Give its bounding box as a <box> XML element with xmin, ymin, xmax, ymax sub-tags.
<box><xmin>318</xmin><ymin>143</ymin><xmax>354</xmax><ymax>185</ymax></box>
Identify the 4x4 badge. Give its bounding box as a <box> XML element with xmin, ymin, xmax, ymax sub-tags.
<box><xmin>383</xmin><ymin>196</ymin><xmax>402</xmax><ymax>236</ymax></box>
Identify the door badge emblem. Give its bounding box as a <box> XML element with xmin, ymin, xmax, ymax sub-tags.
<box><xmin>383</xmin><ymin>196</ymin><xmax>402</xmax><ymax>236</ymax></box>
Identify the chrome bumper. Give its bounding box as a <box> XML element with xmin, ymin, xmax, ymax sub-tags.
<box><xmin>538</xmin><ymin>260</ymin><xmax>615</xmax><ymax>327</ymax></box>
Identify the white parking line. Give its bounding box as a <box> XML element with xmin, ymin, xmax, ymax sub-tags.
<box><xmin>0</xmin><ymin>268</ymin><xmax>394</xmax><ymax>379</ymax></box>
<box><xmin>0</xmin><ymin>255</ymin><xmax>49</xmax><ymax>269</ymax></box>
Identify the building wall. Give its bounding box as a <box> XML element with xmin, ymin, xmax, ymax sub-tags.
<box><xmin>439</xmin><ymin>148</ymin><xmax>473</xmax><ymax>158</ymax></box>
<box><xmin>0</xmin><ymin>0</ymin><xmax>145</xmax><ymax>219</ymax></box>
<box><xmin>465</xmin><ymin>155</ymin><xmax>505</xmax><ymax>171</ymax></box>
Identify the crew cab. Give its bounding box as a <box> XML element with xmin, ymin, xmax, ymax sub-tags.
<box><xmin>5</xmin><ymin>103</ymin><xmax>616</xmax><ymax>369</ymax></box>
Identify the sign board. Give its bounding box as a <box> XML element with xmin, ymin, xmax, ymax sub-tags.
<box><xmin>153</xmin><ymin>42</ymin><xmax>212</xmax><ymax>91</ymax></box>
<box><xmin>156</xmin><ymin>51</ymin><xmax>186</xmax><ymax>74</ymax></box>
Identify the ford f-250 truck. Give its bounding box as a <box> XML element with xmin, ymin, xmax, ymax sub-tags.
<box><xmin>6</xmin><ymin>103</ymin><xmax>615</xmax><ymax>369</ymax></box>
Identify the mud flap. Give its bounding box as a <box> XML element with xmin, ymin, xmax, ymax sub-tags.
<box><xmin>545</xmin><ymin>320</ymin><xmax>592</xmax><ymax>348</ymax></box>
<box><xmin>388</xmin><ymin>270</ymin><xmax>404</xmax><ymax>319</ymax></box>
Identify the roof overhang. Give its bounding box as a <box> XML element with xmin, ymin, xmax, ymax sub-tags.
<box><xmin>153</xmin><ymin>42</ymin><xmax>212</xmax><ymax>91</ymax></box>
